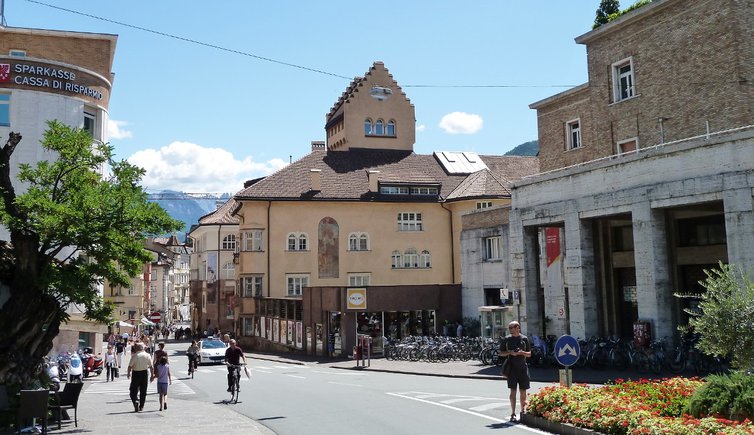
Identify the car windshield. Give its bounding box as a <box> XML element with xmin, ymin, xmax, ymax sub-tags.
<box><xmin>201</xmin><ymin>340</ymin><xmax>226</xmax><ymax>349</ymax></box>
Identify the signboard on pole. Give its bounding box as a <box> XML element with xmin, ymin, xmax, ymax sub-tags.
<box><xmin>149</xmin><ymin>311</ymin><xmax>162</xmax><ymax>324</ymax></box>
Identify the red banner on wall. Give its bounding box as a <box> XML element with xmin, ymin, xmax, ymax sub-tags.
<box><xmin>545</xmin><ymin>227</ymin><xmax>561</xmax><ymax>267</ymax></box>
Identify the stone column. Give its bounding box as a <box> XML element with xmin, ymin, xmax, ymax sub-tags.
<box><xmin>508</xmin><ymin>210</ymin><xmax>540</xmax><ymax>334</ymax></box>
<box><xmin>632</xmin><ymin>200</ymin><xmax>674</xmax><ymax>341</ymax></box>
<box><xmin>563</xmin><ymin>208</ymin><xmax>599</xmax><ymax>339</ymax></box>
<box><xmin>723</xmin><ymin>174</ymin><xmax>754</xmax><ymax>278</ymax></box>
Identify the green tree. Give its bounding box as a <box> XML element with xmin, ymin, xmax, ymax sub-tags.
<box><xmin>682</xmin><ymin>263</ymin><xmax>754</xmax><ymax>370</ymax></box>
<box><xmin>0</xmin><ymin>121</ymin><xmax>183</xmax><ymax>387</ymax></box>
<box><xmin>594</xmin><ymin>0</ymin><xmax>621</xmax><ymax>28</ymax></box>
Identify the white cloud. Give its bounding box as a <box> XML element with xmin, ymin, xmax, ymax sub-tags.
<box><xmin>128</xmin><ymin>141</ymin><xmax>288</xmax><ymax>193</ymax></box>
<box><xmin>416</xmin><ymin>124</ymin><xmax>426</xmax><ymax>132</ymax></box>
<box><xmin>438</xmin><ymin>112</ymin><xmax>483</xmax><ymax>134</ymax></box>
<box><xmin>107</xmin><ymin>119</ymin><xmax>133</xmax><ymax>140</ymax></box>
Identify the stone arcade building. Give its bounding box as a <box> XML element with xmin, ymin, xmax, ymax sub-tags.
<box><xmin>509</xmin><ymin>0</ymin><xmax>754</xmax><ymax>342</ymax></box>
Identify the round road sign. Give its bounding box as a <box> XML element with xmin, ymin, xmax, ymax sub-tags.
<box><xmin>554</xmin><ymin>334</ymin><xmax>580</xmax><ymax>367</ymax></box>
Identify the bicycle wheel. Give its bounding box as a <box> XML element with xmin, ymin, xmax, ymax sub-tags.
<box><xmin>634</xmin><ymin>351</ymin><xmax>650</xmax><ymax>373</ymax></box>
<box><xmin>610</xmin><ymin>350</ymin><xmax>629</xmax><ymax>371</ymax></box>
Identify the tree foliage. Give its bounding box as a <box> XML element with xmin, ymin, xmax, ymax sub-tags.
<box><xmin>0</xmin><ymin>121</ymin><xmax>182</xmax><ymax>387</ymax></box>
<box><xmin>680</xmin><ymin>263</ymin><xmax>754</xmax><ymax>370</ymax></box>
<box><xmin>594</xmin><ymin>0</ymin><xmax>621</xmax><ymax>28</ymax></box>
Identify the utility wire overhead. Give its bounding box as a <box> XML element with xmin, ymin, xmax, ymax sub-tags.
<box><xmin>23</xmin><ymin>0</ymin><xmax>579</xmax><ymax>90</ymax></box>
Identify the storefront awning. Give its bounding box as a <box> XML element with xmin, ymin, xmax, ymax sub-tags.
<box><xmin>113</xmin><ymin>320</ymin><xmax>136</xmax><ymax>328</ymax></box>
<box><xmin>140</xmin><ymin>317</ymin><xmax>155</xmax><ymax>326</ymax></box>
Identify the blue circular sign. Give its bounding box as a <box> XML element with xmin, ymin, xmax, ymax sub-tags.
<box><xmin>554</xmin><ymin>335</ymin><xmax>580</xmax><ymax>367</ymax></box>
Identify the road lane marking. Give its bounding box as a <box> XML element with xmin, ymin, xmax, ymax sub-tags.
<box><xmin>440</xmin><ymin>397</ymin><xmax>490</xmax><ymax>404</ymax></box>
<box><xmin>469</xmin><ymin>402</ymin><xmax>507</xmax><ymax>412</ymax></box>
<box><xmin>286</xmin><ymin>375</ymin><xmax>306</xmax><ymax>379</ymax></box>
<box><xmin>312</xmin><ymin>370</ymin><xmax>366</xmax><ymax>376</ymax></box>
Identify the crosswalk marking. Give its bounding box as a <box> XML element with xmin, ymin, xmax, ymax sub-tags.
<box><xmin>82</xmin><ymin>378</ymin><xmax>195</xmax><ymax>396</ymax></box>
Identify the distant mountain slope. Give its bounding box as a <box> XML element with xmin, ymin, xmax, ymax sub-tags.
<box><xmin>147</xmin><ymin>191</ymin><xmax>231</xmax><ymax>239</ymax></box>
<box><xmin>505</xmin><ymin>140</ymin><xmax>538</xmax><ymax>156</ymax></box>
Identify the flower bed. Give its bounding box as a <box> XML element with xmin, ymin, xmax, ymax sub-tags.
<box><xmin>527</xmin><ymin>377</ymin><xmax>754</xmax><ymax>434</ymax></box>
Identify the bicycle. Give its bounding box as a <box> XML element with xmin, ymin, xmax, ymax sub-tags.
<box><xmin>187</xmin><ymin>354</ymin><xmax>198</xmax><ymax>379</ymax></box>
<box><xmin>227</xmin><ymin>363</ymin><xmax>244</xmax><ymax>404</ymax></box>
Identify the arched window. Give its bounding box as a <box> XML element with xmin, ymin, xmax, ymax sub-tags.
<box><xmin>375</xmin><ymin>119</ymin><xmax>384</xmax><ymax>135</ymax></box>
<box><xmin>287</xmin><ymin>233</ymin><xmax>308</xmax><ymax>251</ymax></box>
<box><xmin>222</xmin><ymin>234</ymin><xmax>236</xmax><ymax>250</ymax></box>
<box><xmin>391</xmin><ymin>251</ymin><xmax>401</xmax><ymax>268</ymax></box>
<box><xmin>420</xmin><ymin>250</ymin><xmax>431</xmax><ymax>268</ymax></box>
<box><xmin>348</xmin><ymin>232</ymin><xmax>369</xmax><ymax>251</ymax></box>
<box><xmin>403</xmin><ymin>248</ymin><xmax>418</xmax><ymax>268</ymax></box>
<box><xmin>386</xmin><ymin>120</ymin><xmax>396</xmax><ymax>136</ymax></box>
<box><xmin>364</xmin><ymin>118</ymin><xmax>373</xmax><ymax>135</ymax></box>
<box><xmin>222</xmin><ymin>262</ymin><xmax>235</xmax><ymax>279</ymax></box>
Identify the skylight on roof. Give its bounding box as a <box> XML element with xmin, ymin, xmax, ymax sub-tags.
<box><xmin>434</xmin><ymin>151</ymin><xmax>487</xmax><ymax>174</ymax></box>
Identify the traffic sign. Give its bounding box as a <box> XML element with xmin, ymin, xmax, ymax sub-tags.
<box><xmin>149</xmin><ymin>311</ymin><xmax>162</xmax><ymax>323</ymax></box>
<box><xmin>554</xmin><ymin>334</ymin><xmax>580</xmax><ymax>367</ymax></box>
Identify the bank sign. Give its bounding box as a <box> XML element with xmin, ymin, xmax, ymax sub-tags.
<box><xmin>0</xmin><ymin>62</ymin><xmax>103</xmax><ymax>100</ymax></box>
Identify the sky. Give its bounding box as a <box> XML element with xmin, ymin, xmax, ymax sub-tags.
<box><xmin>4</xmin><ymin>0</ymin><xmax>602</xmax><ymax>194</ymax></box>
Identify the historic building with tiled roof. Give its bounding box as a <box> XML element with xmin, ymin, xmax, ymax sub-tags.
<box><xmin>233</xmin><ymin>62</ymin><xmax>538</xmax><ymax>356</ymax></box>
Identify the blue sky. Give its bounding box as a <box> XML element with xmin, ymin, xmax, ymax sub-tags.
<box><xmin>5</xmin><ymin>1</ymin><xmax>601</xmax><ymax>193</ymax></box>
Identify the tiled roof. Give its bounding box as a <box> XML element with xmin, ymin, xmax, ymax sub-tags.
<box><xmin>235</xmin><ymin>148</ymin><xmax>539</xmax><ymax>202</ymax></box>
<box><xmin>197</xmin><ymin>197</ymin><xmax>240</xmax><ymax>225</ymax></box>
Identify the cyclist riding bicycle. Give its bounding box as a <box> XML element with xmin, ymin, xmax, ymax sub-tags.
<box><xmin>186</xmin><ymin>340</ymin><xmax>199</xmax><ymax>374</ymax></box>
<box><xmin>224</xmin><ymin>339</ymin><xmax>247</xmax><ymax>392</ymax></box>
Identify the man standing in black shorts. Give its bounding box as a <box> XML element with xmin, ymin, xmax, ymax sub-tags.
<box><xmin>500</xmin><ymin>320</ymin><xmax>531</xmax><ymax>422</ymax></box>
<box><xmin>224</xmin><ymin>339</ymin><xmax>247</xmax><ymax>392</ymax></box>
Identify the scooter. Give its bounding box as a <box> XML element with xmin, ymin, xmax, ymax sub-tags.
<box><xmin>68</xmin><ymin>351</ymin><xmax>83</xmax><ymax>383</ymax></box>
<box><xmin>80</xmin><ymin>347</ymin><xmax>103</xmax><ymax>378</ymax></box>
<box><xmin>45</xmin><ymin>357</ymin><xmax>61</xmax><ymax>392</ymax></box>
<box><xmin>57</xmin><ymin>352</ymin><xmax>70</xmax><ymax>380</ymax></box>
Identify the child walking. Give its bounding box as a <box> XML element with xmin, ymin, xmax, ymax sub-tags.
<box><xmin>151</xmin><ymin>355</ymin><xmax>172</xmax><ymax>410</ymax></box>
<box><xmin>105</xmin><ymin>345</ymin><xmax>117</xmax><ymax>381</ymax></box>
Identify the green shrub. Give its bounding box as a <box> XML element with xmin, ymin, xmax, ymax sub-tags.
<box><xmin>686</xmin><ymin>371</ymin><xmax>754</xmax><ymax>421</ymax></box>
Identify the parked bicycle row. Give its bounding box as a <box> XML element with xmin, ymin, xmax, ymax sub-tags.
<box><xmin>384</xmin><ymin>336</ymin><xmax>483</xmax><ymax>363</ymax></box>
<box><xmin>477</xmin><ymin>333</ymin><xmax>729</xmax><ymax>376</ymax></box>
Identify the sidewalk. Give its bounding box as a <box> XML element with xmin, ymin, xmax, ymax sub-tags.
<box><xmin>22</xmin><ymin>349</ymin><xmax>275</xmax><ymax>435</ymax></box>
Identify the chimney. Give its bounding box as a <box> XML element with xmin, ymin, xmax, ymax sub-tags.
<box><xmin>367</xmin><ymin>170</ymin><xmax>380</xmax><ymax>192</ymax></box>
<box><xmin>310</xmin><ymin>169</ymin><xmax>321</xmax><ymax>191</ymax></box>
<box><xmin>311</xmin><ymin>141</ymin><xmax>325</xmax><ymax>151</ymax></box>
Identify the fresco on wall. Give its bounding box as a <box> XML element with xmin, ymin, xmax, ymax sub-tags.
<box><xmin>318</xmin><ymin>217</ymin><xmax>339</xmax><ymax>278</ymax></box>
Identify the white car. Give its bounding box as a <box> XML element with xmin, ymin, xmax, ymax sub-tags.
<box><xmin>197</xmin><ymin>339</ymin><xmax>228</xmax><ymax>365</ymax></box>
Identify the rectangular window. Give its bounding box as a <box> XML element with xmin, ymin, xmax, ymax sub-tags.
<box><xmin>222</xmin><ymin>236</ymin><xmax>236</xmax><ymax>251</ymax></box>
<box><xmin>9</xmin><ymin>49</ymin><xmax>26</xmax><ymax>57</ymax></box>
<box><xmin>380</xmin><ymin>186</ymin><xmax>409</xmax><ymax>195</ymax></box>
<box><xmin>0</xmin><ymin>94</ymin><xmax>9</xmax><ymax>127</ymax></box>
<box><xmin>243</xmin><ymin>275</ymin><xmax>263</xmax><ymax>297</ymax></box>
<box><xmin>348</xmin><ymin>274</ymin><xmax>370</xmax><ymax>286</ymax></box>
<box><xmin>617</xmin><ymin>138</ymin><xmax>638</xmax><ymax>154</ymax></box>
<box><xmin>476</xmin><ymin>201</ymin><xmax>493</xmax><ymax>210</ymax></box>
<box><xmin>409</xmin><ymin>186</ymin><xmax>438</xmax><ymax>195</ymax></box>
<box><xmin>243</xmin><ymin>317</ymin><xmax>254</xmax><ymax>336</ymax></box>
<box><xmin>286</xmin><ymin>275</ymin><xmax>308</xmax><ymax>296</ymax></box>
<box><xmin>128</xmin><ymin>285</ymin><xmax>136</xmax><ymax>296</ymax></box>
<box><xmin>613</xmin><ymin>58</ymin><xmax>635</xmax><ymax>102</ymax></box>
<box><xmin>483</xmin><ymin>236</ymin><xmax>502</xmax><ymax>260</ymax></box>
<box><xmin>397</xmin><ymin>212</ymin><xmax>423</xmax><ymax>231</ymax></box>
<box><xmin>566</xmin><ymin>119</ymin><xmax>582</xmax><ymax>150</ymax></box>
<box><xmin>244</xmin><ymin>230</ymin><xmax>263</xmax><ymax>251</ymax></box>
<box><xmin>83</xmin><ymin>110</ymin><xmax>96</xmax><ymax>137</ymax></box>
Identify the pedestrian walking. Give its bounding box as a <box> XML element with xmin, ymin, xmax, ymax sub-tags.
<box><xmin>153</xmin><ymin>341</ymin><xmax>168</xmax><ymax>370</ymax></box>
<box><xmin>105</xmin><ymin>345</ymin><xmax>117</xmax><ymax>381</ymax></box>
<box><xmin>127</xmin><ymin>342</ymin><xmax>154</xmax><ymax>412</ymax></box>
<box><xmin>151</xmin><ymin>355</ymin><xmax>172</xmax><ymax>411</ymax></box>
<box><xmin>115</xmin><ymin>340</ymin><xmax>125</xmax><ymax>368</ymax></box>
<box><xmin>500</xmin><ymin>320</ymin><xmax>531</xmax><ymax>422</ymax></box>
